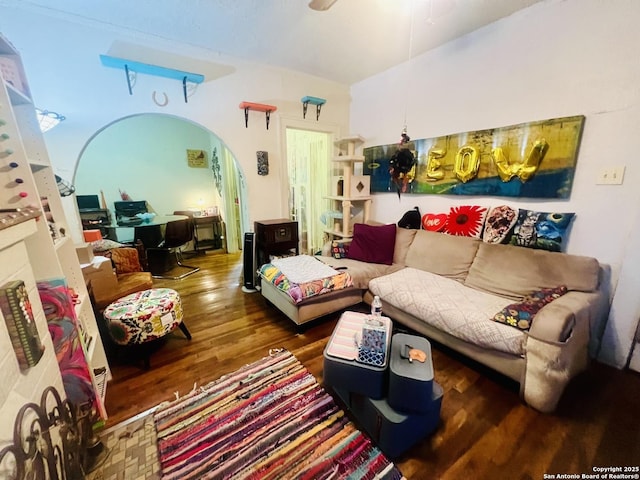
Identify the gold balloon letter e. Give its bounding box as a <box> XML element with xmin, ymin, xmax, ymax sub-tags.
<box><xmin>492</xmin><ymin>139</ymin><xmax>549</xmax><ymax>182</ymax></box>
<box><xmin>426</xmin><ymin>147</ymin><xmax>446</xmax><ymax>181</ymax></box>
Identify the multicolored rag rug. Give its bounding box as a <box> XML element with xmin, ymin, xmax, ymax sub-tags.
<box><xmin>153</xmin><ymin>350</ymin><xmax>405</xmax><ymax>480</ymax></box>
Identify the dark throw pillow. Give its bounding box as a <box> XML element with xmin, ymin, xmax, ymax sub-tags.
<box><xmin>347</xmin><ymin>223</ymin><xmax>397</xmax><ymax>265</ymax></box>
<box><xmin>398</xmin><ymin>206</ymin><xmax>421</xmax><ymax>229</ymax></box>
<box><xmin>493</xmin><ymin>285</ymin><xmax>568</xmax><ymax>331</ymax></box>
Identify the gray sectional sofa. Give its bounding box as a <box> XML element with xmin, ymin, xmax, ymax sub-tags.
<box><xmin>317</xmin><ymin>227</ymin><xmax>610</xmax><ymax>412</ymax></box>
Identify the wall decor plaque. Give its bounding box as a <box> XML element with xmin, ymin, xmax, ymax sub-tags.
<box><xmin>187</xmin><ymin>149</ymin><xmax>208</xmax><ymax>168</ymax></box>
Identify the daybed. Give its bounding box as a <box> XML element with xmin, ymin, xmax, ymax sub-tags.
<box><xmin>259</xmin><ymin>254</ymin><xmax>362</xmax><ymax>325</ymax></box>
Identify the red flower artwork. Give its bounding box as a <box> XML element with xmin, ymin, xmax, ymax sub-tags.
<box><xmin>444</xmin><ymin>205</ymin><xmax>488</xmax><ymax>238</ymax></box>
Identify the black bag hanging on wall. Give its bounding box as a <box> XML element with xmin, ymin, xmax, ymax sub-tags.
<box><xmin>398</xmin><ymin>206</ymin><xmax>421</xmax><ymax>229</ymax></box>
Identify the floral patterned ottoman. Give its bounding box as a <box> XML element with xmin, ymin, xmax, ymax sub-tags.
<box><xmin>103</xmin><ymin>288</ymin><xmax>191</xmax><ymax>351</ymax></box>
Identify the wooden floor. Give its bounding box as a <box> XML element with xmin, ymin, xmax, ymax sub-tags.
<box><xmin>101</xmin><ymin>251</ymin><xmax>640</xmax><ymax>480</ymax></box>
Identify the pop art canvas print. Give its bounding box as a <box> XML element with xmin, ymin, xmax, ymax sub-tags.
<box><xmin>364</xmin><ymin>115</ymin><xmax>585</xmax><ymax>199</ymax></box>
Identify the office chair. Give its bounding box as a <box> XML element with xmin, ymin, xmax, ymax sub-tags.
<box><xmin>146</xmin><ymin>218</ymin><xmax>200</xmax><ymax>279</ymax></box>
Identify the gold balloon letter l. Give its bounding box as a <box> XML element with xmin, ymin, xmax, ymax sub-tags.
<box><xmin>492</xmin><ymin>139</ymin><xmax>549</xmax><ymax>182</ymax></box>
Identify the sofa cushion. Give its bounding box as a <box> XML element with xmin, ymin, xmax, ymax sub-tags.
<box><xmin>405</xmin><ymin>230</ymin><xmax>480</xmax><ymax>282</ymax></box>
<box><xmin>369</xmin><ymin>268</ymin><xmax>525</xmax><ymax>355</ymax></box>
<box><xmin>493</xmin><ymin>285</ymin><xmax>568</xmax><ymax>331</ymax></box>
<box><xmin>109</xmin><ymin>247</ymin><xmax>142</xmax><ymax>274</ymax></box>
<box><xmin>392</xmin><ymin>227</ymin><xmax>417</xmax><ymax>265</ymax></box>
<box><xmin>465</xmin><ymin>243</ymin><xmax>600</xmax><ymax>300</ymax></box>
<box><xmin>347</xmin><ymin>223</ymin><xmax>396</xmax><ymax>265</ymax></box>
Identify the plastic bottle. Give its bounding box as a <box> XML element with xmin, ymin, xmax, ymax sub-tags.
<box><xmin>371</xmin><ymin>295</ymin><xmax>382</xmax><ymax>317</ymax></box>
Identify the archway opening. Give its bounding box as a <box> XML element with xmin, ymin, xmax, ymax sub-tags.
<box><xmin>73</xmin><ymin>113</ymin><xmax>247</xmax><ymax>253</ymax></box>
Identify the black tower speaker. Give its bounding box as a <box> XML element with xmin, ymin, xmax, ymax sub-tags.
<box><xmin>242</xmin><ymin>232</ymin><xmax>258</xmax><ymax>293</ymax></box>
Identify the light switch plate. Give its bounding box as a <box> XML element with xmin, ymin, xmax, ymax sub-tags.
<box><xmin>596</xmin><ymin>166</ymin><xmax>625</xmax><ymax>185</ymax></box>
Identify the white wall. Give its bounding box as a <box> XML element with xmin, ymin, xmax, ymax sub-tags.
<box><xmin>350</xmin><ymin>0</ymin><xmax>640</xmax><ymax>368</ymax></box>
<box><xmin>0</xmin><ymin>8</ymin><xmax>351</xmax><ymax>229</ymax></box>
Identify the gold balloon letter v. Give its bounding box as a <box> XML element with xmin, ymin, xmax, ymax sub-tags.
<box><xmin>491</xmin><ymin>139</ymin><xmax>549</xmax><ymax>182</ymax></box>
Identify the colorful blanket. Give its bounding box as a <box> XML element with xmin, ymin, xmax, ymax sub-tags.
<box><xmin>259</xmin><ymin>256</ymin><xmax>353</xmax><ymax>304</ymax></box>
<box><xmin>154</xmin><ymin>350</ymin><xmax>404</xmax><ymax>480</ymax></box>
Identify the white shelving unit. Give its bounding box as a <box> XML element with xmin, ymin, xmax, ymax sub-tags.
<box><xmin>324</xmin><ymin>136</ymin><xmax>372</xmax><ymax>240</ymax></box>
<box><xmin>0</xmin><ymin>33</ymin><xmax>110</xmax><ymax>422</ymax></box>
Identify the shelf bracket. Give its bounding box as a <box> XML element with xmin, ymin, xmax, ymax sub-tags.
<box><xmin>124</xmin><ymin>64</ymin><xmax>136</xmax><ymax>95</ymax></box>
<box><xmin>100</xmin><ymin>55</ymin><xmax>204</xmax><ymax>103</ymax></box>
<box><xmin>239</xmin><ymin>102</ymin><xmax>278</xmax><ymax>130</ymax></box>
<box><xmin>301</xmin><ymin>96</ymin><xmax>326</xmax><ymax>121</ymax></box>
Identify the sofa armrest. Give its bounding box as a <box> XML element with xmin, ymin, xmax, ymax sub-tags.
<box><xmin>527</xmin><ymin>291</ymin><xmax>601</xmax><ymax>343</ymax></box>
<box><xmin>523</xmin><ymin>290</ymin><xmax>604</xmax><ymax>412</ymax></box>
<box><xmin>527</xmin><ymin>299</ymin><xmax>575</xmax><ymax>343</ymax></box>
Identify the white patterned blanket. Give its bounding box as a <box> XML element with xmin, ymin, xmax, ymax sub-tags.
<box><xmin>368</xmin><ymin>267</ymin><xmax>526</xmax><ymax>356</ymax></box>
<box><xmin>271</xmin><ymin>255</ymin><xmax>338</xmax><ymax>284</ymax></box>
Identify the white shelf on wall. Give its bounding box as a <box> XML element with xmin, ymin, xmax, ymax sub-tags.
<box><xmin>6</xmin><ymin>83</ymin><xmax>30</xmax><ymax>105</ymax></box>
<box><xmin>1</xmin><ymin>33</ymin><xmax>111</xmax><ymax>423</ymax></box>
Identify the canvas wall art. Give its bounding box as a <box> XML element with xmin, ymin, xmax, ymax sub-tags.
<box><xmin>364</xmin><ymin>115</ymin><xmax>585</xmax><ymax>199</ymax></box>
<box><xmin>0</xmin><ymin>280</ymin><xmax>45</xmax><ymax>370</ymax></box>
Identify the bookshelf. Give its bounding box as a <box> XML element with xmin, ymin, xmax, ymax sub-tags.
<box><xmin>0</xmin><ymin>33</ymin><xmax>110</xmax><ymax>426</ymax></box>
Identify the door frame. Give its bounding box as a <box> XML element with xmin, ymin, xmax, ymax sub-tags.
<box><xmin>276</xmin><ymin>115</ymin><xmax>341</xmax><ymax>228</ymax></box>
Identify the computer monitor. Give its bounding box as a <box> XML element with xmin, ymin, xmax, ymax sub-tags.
<box><xmin>76</xmin><ymin>194</ymin><xmax>101</xmax><ymax>211</ymax></box>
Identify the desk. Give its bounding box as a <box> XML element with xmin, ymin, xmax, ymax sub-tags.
<box><xmin>79</xmin><ymin>208</ymin><xmax>111</xmax><ymax>238</ymax></box>
<box><xmin>106</xmin><ymin>215</ymin><xmax>188</xmax><ymax>247</ymax></box>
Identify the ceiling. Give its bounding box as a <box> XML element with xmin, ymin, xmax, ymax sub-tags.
<box><xmin>2</xmin><ymin>0</ymin><xmax>545</xmax><ymax>84</ymax></box>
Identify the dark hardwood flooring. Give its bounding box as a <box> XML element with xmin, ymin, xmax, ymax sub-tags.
<box><xmin>101</xmin><ymin>251</ymin><xmax>640</xmax><ymax>480</ymax></box>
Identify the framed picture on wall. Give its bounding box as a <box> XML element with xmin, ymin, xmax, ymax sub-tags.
<box><xmin>257</xmin><ymin>151</ymin><xmax>269</xmax><ymax>176</ymax></box>
<box><xmin>187</xmin><ymin>149</ymin><xmax>208</xmax><ymax>168</ymax></box>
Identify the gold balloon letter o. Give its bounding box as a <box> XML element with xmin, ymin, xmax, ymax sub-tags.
<box><xmin>454</xmin><ymin>146</ymin><xmax>480</xmax><ymax>183</ymax></box>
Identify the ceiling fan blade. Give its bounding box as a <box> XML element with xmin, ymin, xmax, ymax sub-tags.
<box><xmin>308</xmin><ymin>0</ymin><xmax>338</xmax><ymax>11</ymax></box>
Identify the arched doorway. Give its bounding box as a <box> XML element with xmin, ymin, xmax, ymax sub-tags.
<box><xmin>73</xmin><ymin>113</ymin><xmax>248</xmax><ymax>253</ymax></box>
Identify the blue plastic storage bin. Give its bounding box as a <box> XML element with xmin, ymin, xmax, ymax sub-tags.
<box><xmin>388</xmin><ymin>333</ymin><xmax>434</xmax><ymax>413</ymax></box>
<box><xmin>334</xmin><ymin>381</ymin><xmax>443</xmax><ymax>458</ymax></box>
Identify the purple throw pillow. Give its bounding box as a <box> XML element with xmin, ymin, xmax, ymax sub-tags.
<box><xmin>493</xmin><ymin>285</ymin><xmax>568</xmax><ymax>331</ymax></box>
<box><xmin>346</xmin><ymin>223</ymin><xmax>397</xmax><ymax>265</ymax></box>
